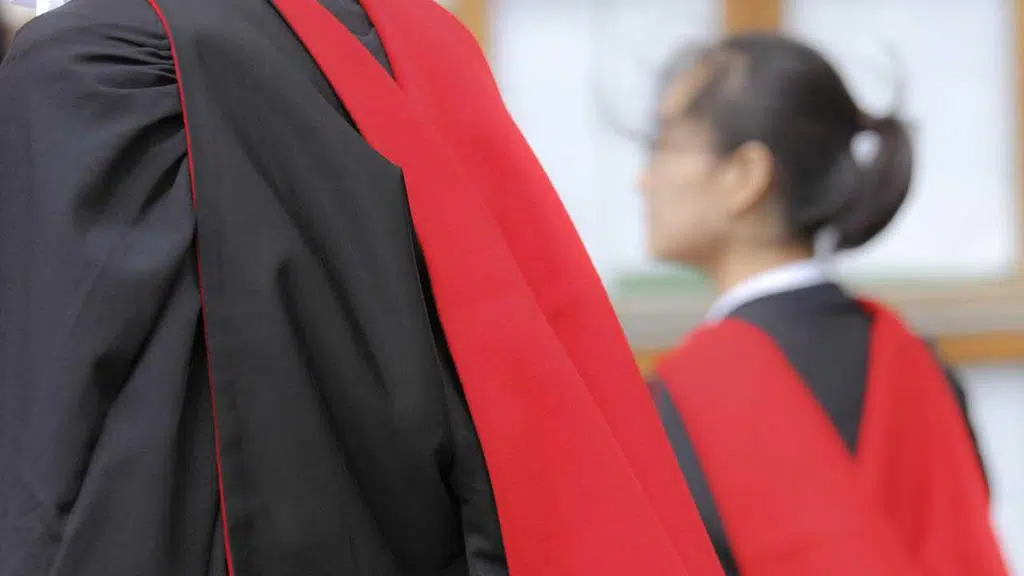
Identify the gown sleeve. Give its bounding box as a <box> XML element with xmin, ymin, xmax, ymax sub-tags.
<box><xmin>0</xmin><ymin>4</ymin><xmax>221</xmax><ymax>575</ymax></box>
<box><xmin>935</xmin><ymin>358</ymin><xmax>990</xmax><ymax>491</ymax></box>
<box><xmin>446</xmin><ymin>376</ymin><xmax>509</xmax><ymax>576</ymax></box>
<box><xmin>422</xmin><ymin>250</ymin><xmax>507</xmax><ymax>574</ymax></box>
<box><xmin>919</xmin><ymin>339</ymin><xmax>989</xmax><ymax>489</ymax></box>
<box><xmin>648</xmin><ymin>377</ymin><xmax>738</xmax><ymax>576</ymax></box>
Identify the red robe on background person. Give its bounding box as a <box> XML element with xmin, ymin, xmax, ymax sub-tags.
<box><xmin>654</xmin><ymin>275</ymin><xmax>1007</xmax><ymax>575</ymax></box>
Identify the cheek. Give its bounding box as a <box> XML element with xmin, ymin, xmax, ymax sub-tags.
<box><xmin>644</xmin><ymin>163</ymin><xmax>727</xmax><ymax>259</ymax></box>
<box><xmin>646</xmin><ymin>163</ymin><xmax>690</xmax><ymax>216</ymax></box>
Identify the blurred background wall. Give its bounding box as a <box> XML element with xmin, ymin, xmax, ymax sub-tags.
<box><xmin>479</xmin><ymin>0</ymin><xmax>1024</xmax><ymax>571</ymax></box>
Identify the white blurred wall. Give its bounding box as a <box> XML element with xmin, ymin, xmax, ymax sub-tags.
<box><xmin>963</xmin><ymin>364</ymin><xmax>1024</xmax><ymax>575</ymax></box>
<box><xmin>491</xmin><ymin>1</ymin><xmax>1024</xmax><ymax>572</ymax></box>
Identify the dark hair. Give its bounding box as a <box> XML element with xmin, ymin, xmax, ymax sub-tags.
<box><xmin>658</xmin><ymin>33</ymin><xmax>913</xmax><ymax>249</ymax></box>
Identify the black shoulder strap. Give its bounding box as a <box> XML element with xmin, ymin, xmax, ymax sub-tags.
<box><xmin>648</xmin><ymin>377</ymin><xmax>739</xmax><ymax>575</ymax></box>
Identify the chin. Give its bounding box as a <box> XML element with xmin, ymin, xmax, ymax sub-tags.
<box><xmin>645</xmin><ymin>237</ymin><xmax>667</xmax><ymax>261</ymax></box>
<box><xmin>649</xmin><ymin>239</ymin><xmax>704</xmax><ymax>269</ymax></box>
<box><xmin>648</xmin><ymin>239</ymin><xmax>683</xmax><ymax>264</ymax></box>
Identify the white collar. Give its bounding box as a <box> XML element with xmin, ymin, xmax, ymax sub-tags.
<box><xmin>705</xmin><ymin>259</ymin><xmax>830</xmax><ymax>322</ymax></box>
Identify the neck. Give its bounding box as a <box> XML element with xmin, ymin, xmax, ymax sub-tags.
<box><xmin>705</xmin><ymin>244</ymin><xmax>813</xmax><ymax>294</ymax></box>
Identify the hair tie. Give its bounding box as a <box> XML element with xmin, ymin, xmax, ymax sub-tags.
<box><xmin>851</xmin><ymin>127</ymin><xmax>881</xmax><ymax>168</ymax></box>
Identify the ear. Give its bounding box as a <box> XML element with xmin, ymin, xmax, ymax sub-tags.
<box><xmin>719</xmin><ymin>141</ymin><xmax>774</xmax><ymax>217</ymax></box>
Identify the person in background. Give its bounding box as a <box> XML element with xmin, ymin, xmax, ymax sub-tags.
<box><xmin>640</xmin><ymin>32</ymin><xmax>1008</xmax><ymax>575</ymax></box>
<box><xmin>0</xmin><ymin>0</ymin><xmax>722</xmax><ymax>574</ymax></box>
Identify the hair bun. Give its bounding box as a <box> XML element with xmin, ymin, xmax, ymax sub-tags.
<box><xmin>834</xmin><ymin>114</ymin><xmax>914</xmax><ymax>249</ymax></box>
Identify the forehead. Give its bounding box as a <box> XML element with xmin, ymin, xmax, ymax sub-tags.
<box><xmin>658</xmin><ymin>60</ymin><xmax>713</xmax><ymax>120</ymax></box>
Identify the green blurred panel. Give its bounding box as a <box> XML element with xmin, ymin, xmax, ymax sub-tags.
<box><xmin>608</xmin><ymin>267</ymin><xmax>711</xmax><ymax>298</ymax></box>
<box><xmin>610</xmin><ymin>266</ymin><xmax>997</xmax><ymax>299</ymax></box>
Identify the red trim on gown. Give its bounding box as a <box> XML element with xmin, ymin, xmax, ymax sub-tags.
<box><xmin>658</xmin><ymin>300</ymin><xmax>1007</xmax><ymax>575</ymax></box>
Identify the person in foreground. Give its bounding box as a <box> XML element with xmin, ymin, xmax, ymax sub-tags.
<box><xmin>0</xmin><ymin>0</ymin><xmax>724</xmax><ymax>575</ymax></box>
<box><xmin>640</xmin><ymin>33</ymin><xmax>1008</xmax><ymax>575</ymax></box>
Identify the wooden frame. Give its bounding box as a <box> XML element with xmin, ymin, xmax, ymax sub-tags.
<box><xmin>636</xmin><ymin>331</ymin><xmax>1024</xmax><ymax>374</ymax></box>
<box><xmin>621</xmin><ymin>0</ymin><xmax>1024</xmax><ymax>368</ymax></box>
<box><xmin>443</xmin><ymin>0</ymin><xmax>489</xmax><ymax>50</ymax></box>
<box><xmin>452</xmin><ymin>0</ymin><xmax>1024</xmax><ymax>365</ymax></box>
<box><xmin>724</xmin><ymin>0</ymin><xmax>780</xmax><ymax>32</ymax></box>
<box><xmin>2</xmin><ymin>2</ymin><xmax>488</xmax><ymax>47</ymax></box>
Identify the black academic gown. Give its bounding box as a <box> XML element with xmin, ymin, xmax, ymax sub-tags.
<box><xmin>0</xmin><ymin>0</ymin><xmax>506</xmax><ymax>574</ymax></box>
<box><xmin>649</xmin><ymin>283</ymin><xmax>988</xmax><ymax>576</ymax></box>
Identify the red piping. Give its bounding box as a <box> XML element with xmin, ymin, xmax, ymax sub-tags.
<box><xmin>143</xmin><ymin>1</ymin><xmax>236</xmax><ymax>574</ymax></box>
